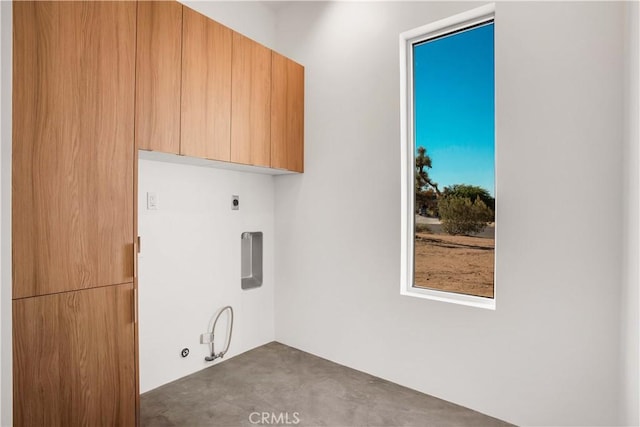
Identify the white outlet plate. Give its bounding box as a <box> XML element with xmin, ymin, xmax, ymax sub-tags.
<box><xmin>200</xmin><ymin>333</ymin><xmax>214</xmax><ymax>344</ymax></box>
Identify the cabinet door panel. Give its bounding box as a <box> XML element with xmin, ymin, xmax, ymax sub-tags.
<box><xmin>13</xmin><ymin>284</ymin><xmax>136</xmax><ymax>426</ymax></box>
<box><xmin>181</xmin><ymin>6</ymin><xmax>232</xmax><ymax>161</ymax></box>
<box><xmin>271</xmin><ymin>52</ymin><xmax>304</xmax><ymax>172</ymax></box>
<box><xmin>231</xmin><ymin>33</ymin><xmax>272</xmax><ymax>167</ymax></box>
<box><xmin>136</xmin><ymin>1</ymin><xmax>182</xmax><ymax>154</ymax></box>
<box><xmin>12</xmin><ymin>1</ymin><xmax>135</xmax><ymax>298</ymax></box>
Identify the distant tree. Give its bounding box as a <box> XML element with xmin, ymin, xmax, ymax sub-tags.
<box><xmin>439</xmin><ymin>196</ymin><xmax>493</xmax><ymax>235</ymax></box>
<box><xmin>442</xmin><ymin>184</ymin><xmax>495</xmax><ymax>213</ymax></box>
<box><xmin>415</xmin><ymin>147</ymin><xmax>440</xmax><ymax>196</ymax></box>
<box><xmin>415</xmin><ymin>147</ymin><xmax>441</xmax><ymax>215</ymax></box>
<box><xmin>417</xmin><ymin>188</ymin><xmax>439</xmax><ymax>217</ymax></box>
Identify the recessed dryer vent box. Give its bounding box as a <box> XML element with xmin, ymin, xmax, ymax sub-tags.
<box><xmin>241</xmin><ymin>232</ymin><xmax>263</xmax><ymax>290</ymax></box>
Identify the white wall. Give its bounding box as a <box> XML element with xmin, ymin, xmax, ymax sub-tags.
<box><xmin>622</xmin><ymin>2</ymin><xmax>640</xmax><ymax>425</ymax></box>
<box><xmin>273</xmin><ymin>2</ymin><xmax>628</xmax><ymax>425</ymax></box>
<box><xmin>180</xmin><ymin>0</ymin><xmax>276</xmax><ymax>47</ymax></box>
<box><xmin>0</xmin><ymin>1</ymin><xmax>12</xmax><ymax>425</ymax></box>
<box><xmin>138</xmin><ymin>2</ymin><xmax>278</xmax><ymax>393</ymax></box>
<box><xmin>138</xmin><ymin>159</ymin><xmax>276</xmax><ymax>393</ymax></box>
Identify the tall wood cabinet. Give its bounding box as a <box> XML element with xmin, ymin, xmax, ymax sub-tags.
<box><xmin>12</xmin><ymin>1</ymin><xmax>137</xmax><ymax>425</ymax></box>
<box><xmin>13</xmin><ymin>284</ymin><xmax>136</xmax><ymax>426</ymax></box>
<box><xmin>13</xmin><ymin>0</ymin><xmax>135</xmax><ymax>299</ymax></box>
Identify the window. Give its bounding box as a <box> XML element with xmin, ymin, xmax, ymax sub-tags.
<box><xmin>400</xmin><ymin>4</ymin><xmax>496</xmax><ymax>309</ymax></box>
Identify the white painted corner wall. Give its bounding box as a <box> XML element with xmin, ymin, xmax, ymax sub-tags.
<box><xmin>138</xmin><ymin>159</ymin><xmax>276</xmax><ymax>393</ymax></box>
<box><xmin>138</xmin><ymin>2</ymin><xmax>278</xmax><ymax>393</ymax></box>
<box><xmin>272</xmin><ymin>2</ymin><xmax>634</xmax><ymax>426</ymax></box>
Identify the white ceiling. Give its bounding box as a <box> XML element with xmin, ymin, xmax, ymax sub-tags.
<box><xmin>260</xmin><ymin>1</ymin><xmax>295</xmax><ymax>13</ymax></box>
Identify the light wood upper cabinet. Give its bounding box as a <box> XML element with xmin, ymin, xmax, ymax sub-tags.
<box><xmin>231</xmin><ymin>33</ymin><xmax>272</xmax><ymax>167</ymax></box>
<box><xmin>181</xmin><ymin>6</ymin><xmax>232</xmax><ymax>161</ymax></box>
<box><xmin>12</xmin><ymin>1</ymin><xmax>136</xmax><ymax>299</ymax></box>
<box><xmin>135</xmin><ymin>1</ymin><xmax>183</xmax><ymax>154</ymax></box>
<box><xmin>13</xmin><ymin>284</ymin><xmax>136</xmax><ymax>426</ymax></box>
<box><xmin>271</xmin><ymin>52</ymin><xmax>305</xmax><ymax>172</ymax></box>
<box><xmin>137</xmin><ymin>4</ymin><xmax>305</xmax><ymax>172</ymax></box>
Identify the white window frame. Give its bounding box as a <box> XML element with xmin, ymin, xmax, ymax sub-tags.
<box><xmin>399</xmin><ymin>4</ymin><xmax>496</xmax><ymax>310</ymax></box>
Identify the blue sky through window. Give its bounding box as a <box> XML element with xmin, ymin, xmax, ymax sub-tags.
<box><xmin>413</xmin><ymin>22</ymin><xmax>495</xmax><ymax>196</ymax></box>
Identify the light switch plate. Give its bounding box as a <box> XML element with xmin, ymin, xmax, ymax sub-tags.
<box><xmin>147</xmin><ymin>192</ymin><xmax>158</xmax><ymax>210</ymax></box>
<box><xmin>232</xmin><ymin>195</ymin><xmax>239</xmax><ymax>210</ymax></box>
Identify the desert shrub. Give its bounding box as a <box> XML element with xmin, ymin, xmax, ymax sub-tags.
<box><xmin>442</xmin><ymin>184</ymin><xmax>495</xmax><ymax>217</ymax></box>
<box><xmin>439</xmin><ymin>196</ymin><xmax>493</xmax><ymax>235</ymax></box>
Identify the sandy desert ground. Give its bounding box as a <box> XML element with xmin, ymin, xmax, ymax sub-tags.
<box><xmin>414</xmin><ymin>231</ymin><xmax>495</xmax><ymax>298</ymax></box>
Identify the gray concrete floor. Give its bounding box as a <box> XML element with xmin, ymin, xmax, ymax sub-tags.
<box><xmin>141</xmin><ymin>342</ymin><xmax>511</xmax><ymax>427</ymax></box>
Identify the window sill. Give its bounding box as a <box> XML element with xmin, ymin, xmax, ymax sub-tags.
<box><xmin>401</xmin><ymin>286</ymin><xmax>496</xmax><ymax>310</ymax></box>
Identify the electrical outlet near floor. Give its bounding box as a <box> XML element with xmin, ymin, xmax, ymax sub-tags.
<box><xmin>200</xmin><ymin>333</ymin><xmax>214</xmax><ymax>344</ymax></box>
